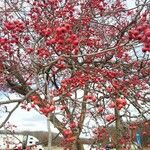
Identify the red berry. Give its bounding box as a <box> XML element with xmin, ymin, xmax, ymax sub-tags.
<box><xmin>109</xmin><ymin>101</ymin><xmax>115</xmax><ymax>108</ymax></box>
<box><xmin>60</xmin><ymin>27</ymin><xmax>67</xmax><ymax>33</ymax></box>
<box><xmin>97</xmin><ymin>106</ymin><xmax>104</xmax><ymax>113</ymax></box>
<box><xmin>117</xmin><ymin>104</ymin><xmax>123</xmax><ymax>110</ymax></box>
<box><xmin>137</xmin><ymin>34</ymin><xmax>143</xmax><ymax>40</ymax></box>
<box><xmin>142</xmin><ymin>47</ymin><xmax>149</xmax><ymax>52</ymax></box>
<box><xmin>49</xmin><ymin>105</ymin><xmax>56</xmax><ymax>112</ymax></box>
<box><xmin>69</xmin><ymin>121</ymin><xmax>76</xmax><ymax>128</ymax></box>
<box><xmin>136</xmin><ymin>25</ymin><xmax>143</xmax><ymax>32</ymax></box>
<box><xmin>145</xmin><ymin>29</ymin><xmax>150</xmax><ymax>37</ymax></box>
<box><xmin>66</xmin><ymin>136</ymin><xmax>76</xmax><ymax>142</ymax></box>
<box><xmin>116</xmin><ymin>98</ymin><xmax>127</xmax><ymax>106</ymax></box>
<box><xmin>73</xmin><ymin>39</ymin><xmax>79</xmax><ymax>46</ymax></box>
<box><xmin>46</xmin><ymin>39</ymin><xmax>56</xmax><ymax>45</ymax></box>
<box><xmin>64</xmin><ymin>23</ymin><xmax>71</xmax><ymax>30</ymax></box>
<box><xmin>56</xmin><ymin>27</ymin><xmax>62</xmax><ymax>34</ymax></box>
<box><xmin>105</xmin><ymin>114</ymin><xmax>114</xmax><ymax>122</ymax></box>
<box><xmin>132</xmin><ymin>30</ymin><xmax>139</xmax><ymax>36</ymax></box>
<box><xmin>63</xmin><ymin>129</ymin><xmax>72</xmax><ymax>136</ymax></box>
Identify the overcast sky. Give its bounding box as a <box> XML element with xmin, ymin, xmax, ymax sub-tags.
<box><xmin>0</xmin><ymin>92</ymin><xmax>59</xmax><ymax>132</ymax></box>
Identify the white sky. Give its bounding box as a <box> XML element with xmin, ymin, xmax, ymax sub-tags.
<box><xmin>0</xmin><ymin>92</ymin><xmax>59</xmax><ymax>132</ymax></box>
<box><xmin>126</xmin><ymin>0</ymin><xmax>136</xmax><ymax>9</ymax></box>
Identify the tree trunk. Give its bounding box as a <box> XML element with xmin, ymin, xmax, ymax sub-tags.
<box><xmin>71</xmin><ymin>141</ymin><xmax>84</xmax><ymax>150</ymax></box>
<box><xmin>115</xmin><ymin>108</ymin><xmax>121</xmax><ymax>150</ymax></box>
<box><xmin>47</xmin><ymin>114</ymin><xmax>52</xmax><ymax>150</ymax></box>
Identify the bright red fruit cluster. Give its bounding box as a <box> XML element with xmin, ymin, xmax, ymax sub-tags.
<box><xmin>41</xmin><ymin>22</ymin><xmax>79</xmax><ymax>55</ymax></box>
<box><xmin>105</xmin><ymin>114</ymin><xmax>115</xmax><ymax>122</ymax></box>
<box><xmin>4</xmin><ymin>20</ymin><xmax>25</xmax><ymax>33</ymax></box>
<box><xmin>116</xmin><ymin>98</ymin><xmax>127</xmax><ymax>110</ymax></box>
<box><xmin>39</xmin><ymin>104</ymin><xmax>56</xmax><ymax>115</ymax></box>
<box><xmin>29</xmin><ymin>95</ymin><xmax>56</xmax><ymax>116</ymax></box>
<box><xmin>84</xmin><ymin>94</ymin><xmax>97</xmax><ymax>102</ymax></box>
<box><xmin>129</xmin><ymin>23</ymin><xmax>150</xmax><ymax>52</ymax></box>
<box><xmin>63</xmin><ymin>129</ymin><xmax>76</xmax><ymax>143</ymax></box>
<box><xmin>109</xmin><ymin>98</ymin><xmax>127</xmax><ymax>110</ymax></box>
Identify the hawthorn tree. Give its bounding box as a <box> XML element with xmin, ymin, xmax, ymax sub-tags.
<box><xmin>0</xmin><ymin>0</ymin><xmax>150</xmax><ymax>150</ymax></box>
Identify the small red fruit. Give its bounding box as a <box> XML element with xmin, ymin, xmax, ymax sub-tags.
<box><xmin>142</xmin><ymin>47</ymin><xmax>149</xmax><ymax>53</ymax></box>
<box><xmin>34</xmin><ymin>100</ymin><xmax>40</xmax><ymax>105</ymax></box>
<box><xmin>132</xmin><ymin>30</ymin><xmax>139</xmax><ymax>36</ymax></box>
<box><xmin>46</xmin><ymin>39</ymin><xmax>56</xmax><ymax>45</ymax></box>
<box><xmin>117</xmin><ymin>104</ymin><xmax>123</xmax><ymax>110</ymax></box>
<box><xmin>64</xmin><ymin>23</ymin><xmax>71</xmax><ymax>30</ymax></box>
<box><xmin>63</xmin><ymin>129</ymin><xmax>72</xmax><ymax>136</ymax></box>
<box><xmin>97</xmin><ymin>106</ymin><xmax>104</xmax><ymax>113</ymax></box>
<box><xmin>136</xmin><ymin>25</ymin><xmax>143</xmax><ymax>32</ymax></box>
<box><xmin>109</xmin><ymin>101</ymin><xmax>115</xmax><ymax>108</ymax></box>
<box><xmin>116</xmin><ymin>98</ymin><xmax>127</xmax><ymax>106</ymax></box>
<box><xmin>105</xmin><ymin>114</ymin><xmax>114</xmax><ymax>122</ymax></box>
<box><xmin>66</xmin><ymin>136</ymin><xmax>76</xmax><ymax>142</ymax></box>
<box><xmin>49</xmin><ymin>105</ymin><xmax>56</xmax><ymax>112</ymax></box>
<box><xmin>145</xmin><ymin>29</ymin><xmax>150</xmax><ymax>36</ymax></box>
<box><xmin>69</xmin><ymin>121</ymin><xmax>76</xmax><ymax>128</ymax></box>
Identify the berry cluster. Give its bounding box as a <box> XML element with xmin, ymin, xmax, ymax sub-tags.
<box><xmin>4</xmin><ymin>20</ymin><xmax>25</xmax><ymax>33</ymax></box>
<box><xmin>46</xmin><ymin>23</ymin><xmax>79</xmax><ymax>54</ymax></box>
<box><xmin>63</xmin><ymin>129</ymin><xmax>76</xmax><ymax>143</ymax></box>
<box><xmin>109</xmin><ymin>98</ymin><xmax>127</xmax><ymax>110</ymax></box>
<box><xmin>39</xmin><ymin>104</ymin><xmax>56</xmax><ymax>116</ymax></box>
<box><xmin>93</xmin><ymin>127</ymin><xmax>108</xmax><ymax>140</ymax></box>
<box><xmin>129</xmin><ymin>23</ymin><xmax>150</xmax><ymax>52</ymax></box>
<box><xmin>105</xmin><ymin>114</ymin><xmax>115</xmax><ymax>122</ymax></box>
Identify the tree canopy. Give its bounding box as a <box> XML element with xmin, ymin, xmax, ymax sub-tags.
<box><xmin>0</xmin><ymin>0</ymin><xmax>150</xmax><ymax>149</ymax></box>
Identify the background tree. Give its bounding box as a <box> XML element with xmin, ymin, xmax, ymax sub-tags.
<box><xmin>0</xmin><ymin>0</ymin><xmax>150</xmax><ymax>150</ymax></box>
